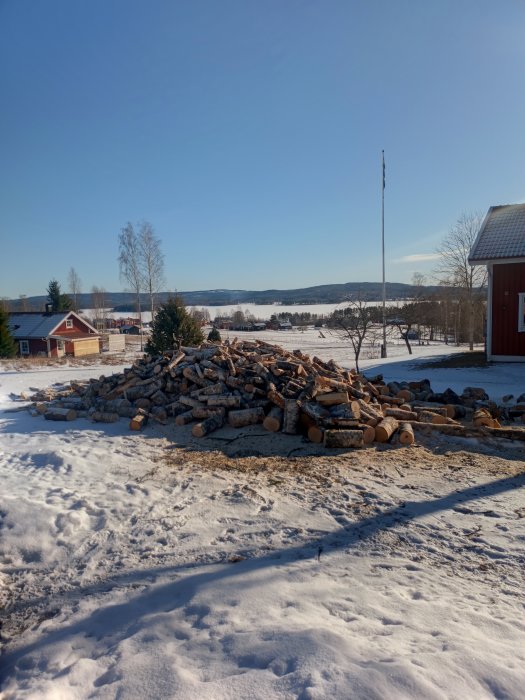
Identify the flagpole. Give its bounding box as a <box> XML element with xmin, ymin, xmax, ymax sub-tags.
<box><xmin>381</xmin><ymin>150</ymin><xmax>387</xmax><ymax>358</ymax></box>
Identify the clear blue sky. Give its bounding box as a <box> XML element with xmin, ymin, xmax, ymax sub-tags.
<box><xmin>1</xmin><ymin>0</ymin><xmax>524</xmax><ymax>299</ymax></box>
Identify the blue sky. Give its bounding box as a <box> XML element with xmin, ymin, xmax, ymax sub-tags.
<box><xmin>1</xmin><ymin>0</ymin><xmax>524</xmax><ymax>299</ymax></box>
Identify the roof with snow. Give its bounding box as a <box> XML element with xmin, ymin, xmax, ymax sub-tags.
<box><xmin>469</xmin><ymin>203</ymin><xmax>525</xmax><ymax>263</ymax></box>
<box><xmin>8</xmin><ymin>312</ymin><xmax>70</xmax><ymax>339</ymax></box>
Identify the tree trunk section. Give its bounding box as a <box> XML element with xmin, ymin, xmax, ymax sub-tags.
<box><xmin>175</xmin><ymin>410</ymin><xmax>195</xmax><ymax>426</ymax></box>
<box><xmin>207</xmin><ymin>395</ymin><xmax>242</xmax><ymax>408</ymax></box>
<box><xmin>398</xmin><ymin>422</ymin><xmax>415</xmax><ymax>445</ymax></box>
<box><xmin>316</xmin><ymin>391</ymin><xmax>349</xmax><ymax>406</ymax></box>
<box><xmin>44</xmin><ymin>408</ymin><xmax>77</xmax><ymax>421</ymax></box>
<box><xmin>228</xmin><ymin>407</ymin><xmax>265</xmax><ymax>428</ymax></box>
<box><xmin>324</xmin><ymin>429</ymin><xmax>364</xmax><ymax>449</ymax></box>
<box><xmin>263</xmin><ymin>406</ymin><xmax>283</xmax><ymax>432</ymax></box>
<box><xmin>192</xmin><ymin>412</ymin><xmax>224</xmax><ymax>437</ymax></box>
<box><xmin>375</xmin><ymin>416</ymin><xmax>399</xmax><ymax>443</ymax></box>
<box><xmin>129</xmin><ymin>413</ymin><xmax>147</xmax><ymax>430</ymax></box>
<box><xmin>283</xmin><ymin>399</ymin><xmax>300</xmax><ymax>434</ymax></box>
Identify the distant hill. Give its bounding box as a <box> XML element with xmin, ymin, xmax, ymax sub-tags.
<box><xmin>8</xmin><ymin>281</ymin><xmax>445</xmax><ymax>312</ymax></box>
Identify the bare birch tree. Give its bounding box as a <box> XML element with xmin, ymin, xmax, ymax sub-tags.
<box><xmin>435</xmin><ymin>212</ymin><xmax>486</xmax><ymax>351</ymax></box>
<box><xmin>118</xmin><ymin>222</ymin><xmax>143</xmax><ymax>333</ymax></box>
<box><xmin>68</xmin><ymin>267</ymin><xmax>82</xmax><ymax>310</ymax></box>
<box><xmin>330</xmin><ymin>299</ymin><xmax>379</xmax><ymax>373</ymax></box>
<box><xmin>91</xmin><ymin>286</ymin><xmax>107</xmax><ymax>330</ymax></box>
<box><xmin>138</xmin><ymin>221</ymin><xmax>165</xmax><ymax>319</ymax></box>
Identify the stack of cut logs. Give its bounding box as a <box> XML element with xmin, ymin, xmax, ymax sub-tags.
<box><xmin>25</xmin><ymin>340</ymin><xmax>525</xmax><ymax>448</ymax></box>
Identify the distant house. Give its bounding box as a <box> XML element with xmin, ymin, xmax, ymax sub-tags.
<box><xmin>120</xmin><ymin>324</ymin><xmax>141</xmax><ymax>335</ymax></box>
<box><xmin>9</xmin><ymin>309</ymin><xmax>100</xmax><ymax>357</ymax></box>
<box><xmin>214</xmin><ymin>317</ymin><xmax>233</xmax><ymax>330</ymax></box>
<box><xmin>469</xmin><ymin>203</ymin><xmax>525</xmax><ymax>361</ymax></box>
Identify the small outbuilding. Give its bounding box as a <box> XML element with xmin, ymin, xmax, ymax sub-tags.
<box><xmin>9</xmin><ymin>310</ymin><xmax>100</xmax><ymax>358</ymax></box>
<box><xmin>469</xmin><ymin>203</ymin><xmax>525</xmax><ymax>361</ymax></box>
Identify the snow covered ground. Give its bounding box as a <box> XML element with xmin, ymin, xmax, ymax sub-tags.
<box><xmin>1</xmin><ymin>336</ymin><xmax>524</xmax><ymax>699</ymax></box>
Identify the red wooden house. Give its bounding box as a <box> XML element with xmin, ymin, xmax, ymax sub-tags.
<box><xmin>469</xmin><ymin>203</ymin><xmax>525</xmax><ymax>361</ymax></box>
<box><xmin>8</xmin><ymin>309</ymin><xmax>101</xmax><ymax>358</ymax></box>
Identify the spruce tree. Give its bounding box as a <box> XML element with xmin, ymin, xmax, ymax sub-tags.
<box><xmin>145</xmin><ymin>297</ymin><xmax>204</xmax><ymax>355</ymax></box>
<box><xmin>0</xmin><ymin>307</ymin><xmax>17</xmax><ymax>358</ymax></box>
<box><xmin>46</xmin><ymin>279</ymin><xmax>72</xmax><ymax>312</ymax></box>
<box><xmin>207</xmin><ymin>327</ymin><xmax>221</xmax><ymax>343</ymax></box>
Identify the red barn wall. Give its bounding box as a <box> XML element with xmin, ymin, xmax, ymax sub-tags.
<box><xmin>491</xmin><ymin>262</ymin><xmax>525</xmax><ymax>357</ymax></box>
<box><xmin>54</xmin><ymin>315</ymin><xmax>94</xmax><ymax>335</ymax></box>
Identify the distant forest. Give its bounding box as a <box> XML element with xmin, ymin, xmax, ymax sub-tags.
<box><xmin>8</xmin><ymin>281</ymin><xmax>445</xmax><ymax>312</ymax></box>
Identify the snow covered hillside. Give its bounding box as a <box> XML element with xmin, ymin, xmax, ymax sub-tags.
<box><xmin>1</xmin><ymin>342</ymin><xmax>524</xmax><ymax>699</ymax></box>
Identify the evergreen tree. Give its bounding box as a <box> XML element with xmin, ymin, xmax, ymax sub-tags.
<box><xmin>46</xmin><ymin>279</ymin><xmax>72</xmax><ymax>312</ymax></box>
<box><xmin>207</xmin><ymin>327</ymin><xmax>221</xmax><ymax>343</ymax></box>
<box><xmin>0</xmin><ymin>307</ymin><xmax>17</xmax><ymax>358</ymax></box>
<box><xmin>145</xmin><ymin>297</ymin><xmax>204</xmax><ymax>355</ymax></box>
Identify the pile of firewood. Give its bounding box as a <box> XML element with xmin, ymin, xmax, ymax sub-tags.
<box><xmin>23</xmin><ymin>340</ymin><xmax>525</xmax><ymax>448</ymax></box>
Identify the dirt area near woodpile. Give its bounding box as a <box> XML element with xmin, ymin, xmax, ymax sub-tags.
<box><xmin>161</xmin><ymin>420</ymin><xmax>525</xmax><ymax>479</ymax></box>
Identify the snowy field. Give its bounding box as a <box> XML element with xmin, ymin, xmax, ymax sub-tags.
<box><xmin>1</xmin><ymin>333</ymin><xmax>525</xmax><ymax>699</ymax></box>
<box><xmin>90</xmin><ymin>300</ymin><xmax>405</xmax><ymax>324</ymax></box>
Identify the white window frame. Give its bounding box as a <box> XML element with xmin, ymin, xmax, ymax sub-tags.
<box><xmin>20</xmin><ymin>340</ymin><xmax>29</xmax><ymax>354</ymax></box>
<box><xmin>519</xmin><ymin>293</ymin><xmax>525</xmax><ymax>332</ymax></box>
<box><xmin>57</xmin><ymin>339</ymin><xmax>65</xmax><ymax>351</ymax></box>
<box><xmin>66</xmin><ymin>319</ymin><xmax>73</xmax><ymax>329</ymax></box>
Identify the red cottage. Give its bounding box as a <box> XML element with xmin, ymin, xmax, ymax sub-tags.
<box><xmin>8</xmin><ymin>310</ymin><xmax>101</xmax><ymax>358</ymax></box>
<box><xmin>469</xmin><ymin>203</ymin><xmax>525</xmax><ymax>361</ymax></box>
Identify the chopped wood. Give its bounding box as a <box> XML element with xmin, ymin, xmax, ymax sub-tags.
<box><xmin>357</xmin><ymin>423</ymin><xmax>376</xmax><ymax>444</ymax></box>
<box><xmin>91</xmin><ymin>411</ymin><xmax>120</xmax><ymax>423</ymax></box>
<box><xmin>316</xmin><ymin>391</ymin><xmax>349</xmax><ymax>406</ymax></box>
<box><xmin>44</xmin><ymin>408</ymin><xmax>77</xmax><ymax>421</ymax></box>
<box><xmin>228</xmin><ymin>407</ymin><xmax>265</xmax><ymax>428</ymax></box>
<box><xmin>268</xmin><ymin>389</ymin><xmax>285</xmax><ymax>409</ymax></box>
<box><xmin>24</xmin><ymin>338</ymin><xmax>518</xmax><ymax>451</ymax></box>
<box><xmin>207</xmin><ymin>395</ymin><xmax>242</xmax><ymax>409</ymax></box>
<box><xmin>175</xmin><ymin>410</ymin><xmax>195</xmax><ymax>426</ymax></box>
<box><xmin>283</xmin><ymin>399</ymin><xmax>300</xmax><ymax>434</ymax></box>
<box><xmin>324</xmin><ymin>429</ymin><xmax>364</xmax><ymax>449</ymax></box>
<box><xmin>375</xmin><ymin>416</ymin><xmax>399</xmax><ymax>443</ymax></box>
<box><xmin>473</xmin><ymin>409</ymin><xmax>493</xmax><ymax>427</ymax></box>
<box><xmin>191</xmin><ymin>407</ymin><xmax>226</xmax><ymax>420</ymax></box>
<box><xmin>416</xmin><ymin>410</ymin><xmax>447</xmax><ymax>425</ymax></box>
<box><xmin>396</xmin><ymin>389</ymin><xmax>415</xmax><ymax>402</ymax></box>
<box><xmin>398</xmin><ymin>421</ymin><xmax>415</xmax><ymax>445</ymax></box>
<box><xmin>384</xmin><ymin>407</ymin><xmax>418</xmax><ymax>422</ymax></box>
<box><xmin>192</xmin><ymin>412</ymin><xmax>225</xmax><ymax>437</ymax></box>
<box><xmin>179</xmin><ymin>396</ymin><xmax>206</xmax><ymax>410</ymax></box>
<box><xmin>263</xmin><ymin>406</ymin><xmax>283</xmax><ymax>432</ymax></box>
<box><xmin>129</xmin><ymin>413</ymin><xmax>147</xmax><ymax>431</ymax></box>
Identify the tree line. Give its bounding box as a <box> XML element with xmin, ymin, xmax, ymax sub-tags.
<box><xmin>0</xmin><ymin>212</ymin><xmax>487</xmax><ymax>360</ymax></box>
